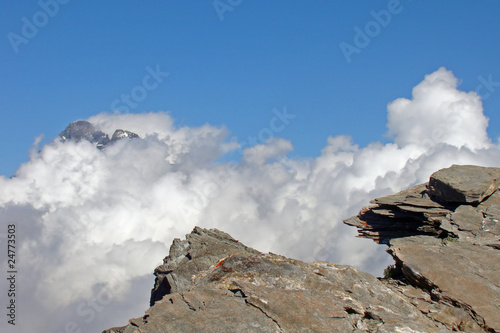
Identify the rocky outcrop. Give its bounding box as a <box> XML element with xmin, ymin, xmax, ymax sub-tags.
<box><xmin>59</xmin><ymin>120</ymin><xmax>139</xmax><ymax>149</ymax></box>
<box><xmin>149</xmin><ymin>227</ymin><xmax>262</xmax><ymax>306</ymax></box>
<box><xmin>345</xmin><ymin>165</ymin><xmax>500</xmax><ymax>332</ymax></box>
<box><xmin>104</xmin><ymin>227</ymin><xmax>451</xmax><ymax>333</ymax></box>
<box><xmin>104</xmin><ymin>165</ymin><xmax>500</xmax><ymax>333</ymax></box>
<box><xmin>428</xmin><ymin>164</ymin><xmax>500</xmax><ymax>203</ymax></box>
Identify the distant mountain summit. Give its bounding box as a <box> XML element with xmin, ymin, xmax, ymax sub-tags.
<box><xmin>59</xmin><ymin>120</ymin><xmax>139</xmax><ymax>149</ymax></box>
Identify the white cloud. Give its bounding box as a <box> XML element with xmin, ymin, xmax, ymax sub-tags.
<box><xmin>1</xmin><ymin>68</ymin><xmax>499</xmax><ymax>332</ymax></box>
<box><xmin>387</xmin><ymin>67</ymin><xmax>490</xmax><ymax>150</ymax></box>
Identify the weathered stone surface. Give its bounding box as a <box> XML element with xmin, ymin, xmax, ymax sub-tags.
<box><xmin>371</xmin><ymin>183</ymin><xmax>446</xmax><ymax>209</ymax></box>
<box><xmin>428</xmin><ymin>164</ymin><xmax>500</xmax><ymax>204</ymax></box>
<box><xmin>450</xmin><ymin>205</ymin><xmax>484</xmax><ymax>235</ymax></box>
<box><xmin>385</xmin><ymin>280</ymin><xmax>484</xmax><ymax>331</ymax></box>
<box><xmin>478</xmin><ymin>190</ymin><xmax>500</xmax><ymax>209</ymax></box>
<box><xmin>105</xmin><ymin>228</ymin><xmax>449</xmax><ymax>333</ymax></box>
<box><xmin>344</xmin><ymin>165</ymin><xmax>500</xmax><ymax>332</ymax></box>
<box><xmin>150</xmin><ymin>226</ymin><xmax>261</xmax><ymax>306</ymax></box>
<box><xmin>344</xmin><ymin>182</ymin><xmax>454</xmax><ymax>244</ymax></box>
<box><xmin>389</xmin><ymin>236</ymin><xmax>500</xmax><ymax>331</ymax></box>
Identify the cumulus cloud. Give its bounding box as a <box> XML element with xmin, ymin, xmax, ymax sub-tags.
<box><xmin>387</xmin><ymin>67</ymin><xmax>490</xmax><ymax>150</ymax></box>
<box><xmin>1</xmin><ymin>67</ymin><xmax>499</xmax><ymax>332</ymax></box>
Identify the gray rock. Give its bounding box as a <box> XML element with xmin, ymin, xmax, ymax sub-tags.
<box><xmin>344</xmin><ymin>182</ymin><xmax>454</xmax><ymax>244</ymax></box>
<box><xmin>388</xmin><ymin>236</ymin><xmax>500</xmax><ymax>331</ymax></box>
<box><xmin>478</xmin><ymin>190</ymin><xmax>500</xmax><ymax>209</ymax></box>
<box><xmin>150</xmin><ymin>226</ymin><xmax>261</xmax><ymax>306</ymax></box>
<box><xmin>104</xmin><ymin>228</ymin><xmax>450</xmax><ymax>333</ymax></box>
<box><xmin>450</xmin><ymin>205</ymin><xmax>484</xmax><ymax>235</ymax></box>
<box><xmin>428</xmin><ymin>164</ymin><xmax>500</xmax><ymax>204</ymax></box>
<box><xmin>371</xmin><ymin>183</ymin><xmax>446</xmax><ymax>209</ymax></box>
<box><xmin>344</xmin><ymin>165</ymin><xmax>500</xmax><ymax>332</ymax></box>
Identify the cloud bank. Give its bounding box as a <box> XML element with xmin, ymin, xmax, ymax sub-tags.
<box><xmin>1</xmin><ymin>67</ymin><xmax>499</xmax><ymax>332</ymax></box>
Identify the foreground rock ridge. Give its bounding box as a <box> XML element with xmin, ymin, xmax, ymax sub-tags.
<box><xmin>104</xmin><ymin>165</ymin><xmax>500</xmax><ymax>333</ymax></box>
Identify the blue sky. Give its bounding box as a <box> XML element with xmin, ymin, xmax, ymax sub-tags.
<box><xmin>3</xmin><ymin>3</ymin><xmax>500</xmax><ymax>332</ymax></box>
<box><xmin>1</xmin><ymin>1</ymin><xmax>500</xmax><ymax>176</ymax></box>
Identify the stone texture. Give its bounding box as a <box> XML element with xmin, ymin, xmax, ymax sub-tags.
<box><xmin>149</xmin><ymin>226</ymin><xmax>262</xmax><ymax>305</ymax></box>
<box><xmin>388</xmin><ymin>236</ymin><xmax>500</xmax><ymax>331</ymax></box>
<box><xmin>343</xmin><ymin>182</ymin><xmax>454</xmax><ymax>244</ymax></box>
<box><xmin>428</xmin><ymin>164</ymin><xmax>500</xmax><ymax>204</ymax></box>
<box><xmin>104</xmin><ymin>228</ymin><xmax>449</xmax><ymax>333</ymax></box>
<box><xmin>344</xmin><ymin>165</ymin><xmax>500</xmax><ymax>332</ymax></box>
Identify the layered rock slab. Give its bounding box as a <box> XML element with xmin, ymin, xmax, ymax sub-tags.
<box><xmin>104</xmin><ymin>227</ymin><xmax>448</xmax><ymax>333</ymax></box>
<box><xmin>428</xmin><ymin>164</ymin><xmax>500</xmax><ymax>203</ymax></box>
<box><xmin>345</xmin><ymin>165</ymin><xmax>500</xmax><ymax>332</ymax></box>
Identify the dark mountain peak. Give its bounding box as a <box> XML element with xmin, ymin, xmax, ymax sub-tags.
<box><xmin>59</xmin><ymin>120</ymin><xmax>139</xmax><ymax>149</ymax></box>
<box><xmin>111</xmin><ymin>129</ymin><xmax>140</xmax><ymax>142</ymax></box>
<box><xmin>59</xmin><ymin>120</ymin><xmax>96</xmax><ymax>142</ymax></box>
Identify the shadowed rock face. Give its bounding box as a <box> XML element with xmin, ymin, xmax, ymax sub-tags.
<box><xmin>428</xmin><ymin>164</ymin><xmax>500</xmax><ymax>204</ymax></box>
<box><xmin>104</xmin><ymin>165</ymin><xmax>499</xmax><ymax>333</ymax></box>
<box><xmin>59</xmin><ymin>121</ymin><xmax>139</xmax><ymax>149</ymax></box>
